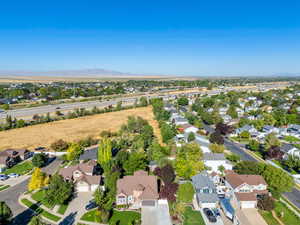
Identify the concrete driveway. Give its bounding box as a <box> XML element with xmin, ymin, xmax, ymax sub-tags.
<box><xmin>141</xmin><ymin>200</ymin><xmax>172</xmax><ymax>225</ymax></box>
<box><xmin>64</xmin><ymin>192</ymin><xmax>93</xmax><ymax>224</ymax></box>
<box><xmin>241</xmin><ymin>209</ymin><xmax>267</xmax><ymax>225</ymax></box>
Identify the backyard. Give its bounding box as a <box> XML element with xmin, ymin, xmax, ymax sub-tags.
<box><xmin>274</xmin><ymin>201</ymin><xmax>300</xmax><ymax>225</ymax></box>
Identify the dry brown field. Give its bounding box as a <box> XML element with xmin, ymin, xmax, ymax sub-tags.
<box><xmin>0</xmin><ymin>106</ymin><xmax>161</xmax><ymax>150</ymax></box>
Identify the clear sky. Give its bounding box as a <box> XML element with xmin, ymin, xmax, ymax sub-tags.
<box><xmin>1</xmin><ymin>0</ymin><xmax>300</xmax><ymax>76</ymax></box>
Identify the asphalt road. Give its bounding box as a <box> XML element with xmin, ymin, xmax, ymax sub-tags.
<box><xmin>0</xmin><ymin>83</ymin><xmax>288</xmax><ymax>120</ymax></box>
<box><xmin>203</xmin><ymin>124</ymin><xmax>300</xmax><ymax>209</ymax></box>
<box><xmin>0</xmin><ymin>158</ymin><xmax>61</xmax><ymax>225</ymax></box>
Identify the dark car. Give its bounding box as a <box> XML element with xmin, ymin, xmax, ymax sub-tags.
<box><xmin>203</xmin><ymin>208</ymin><xmax>217</xmax><ymax>223</ymax></box>
<box><xmin>85</xmin><ymin>200</ymin><xmax>97</xmax><ymax>210</ymax></box>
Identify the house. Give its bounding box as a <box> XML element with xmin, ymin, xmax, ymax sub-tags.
<box><xmin>116</xmin><ymin>170</ymin><xmax>159</xmax><ymax>208</ymax></box>
<box><xmin>192</xmin><ymin>172</ymin><xmax>219</xmax><ymax>208</ymax></box>
<box><xmin>224</xmin><ymin>171</ymin><xmax>268</xmax><ymax>208</ymax></box>
<box><xmin>234</xmin><ymin>125</ymin><xmax>257</xmax><ymax>136</ymax></box>
<box><xmin>172</xmin><ymin>116</ymin><xmax>189</xmax><ymax>126</ymax></box>
<box><xmin>280</xmin><ymin>144</ymin><xmax>300</xmax><ymax>159</ymax></box>
<box><xmin>182</xmin><ymin>124</ymin><xmax>199</xmax><ymax>134</ymax></box>
<box><xmin>0</xmin><ymin>149</ymin><xmax>32</xmax><ymax>172</ymax></box>
<box><xmin>203</xmin><ymin>153</ymin><xmax>233</xmax><ymax>173</ymax></box>
<box><xmin>262</xmin><ymin>125</ymin><xmax>279</xmax><ymax>134</ymax></box>
<box><xmin>59</xmin><ymin>160</ymin><xmax>102</xmax><ymax>192</ymax></box>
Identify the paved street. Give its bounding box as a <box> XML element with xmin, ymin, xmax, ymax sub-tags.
<box><xmin>203</xmin><ymin>124</ymin><xmax>300</xmax><ymax>210</ymax></box>
<box><xmin>0</xmin><ymin>158</ymin><xmax>61</xmax><ymax>225</ymax></box>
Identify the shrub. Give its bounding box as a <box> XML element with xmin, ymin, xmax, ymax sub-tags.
<box><xmin>50</xmin><ymin>139</ymin><xmax>69</xmax><ymax>152</ymax></box>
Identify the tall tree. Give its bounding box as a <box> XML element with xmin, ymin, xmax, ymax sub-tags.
<box><xmin>66</xmin><ymin>143</ymin><xmax>83</xmax><ymax>161</ymax></box>
<box><xmin>28</xmin><ymin>168</ymin><xmax>48</xmax><ymax>191</ymax></box>
<box><xmin>98</xmin><ymin>138</ymin><xmax>112</xmax><ymax>170</ymax></box>
<box><xmin>0</xmin><ymin>201</ymin><xmax>12</xmax><ymax>224</ymax></box>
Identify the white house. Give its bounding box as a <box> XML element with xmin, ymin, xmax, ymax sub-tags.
<box><xmin>203</xmin><ymin>153</ymin><xmax>233</xmax><ymax>173</ymax></box>
<box><xmin>281</xmin><ymin>144</ymin><xmax>300</xmax><ymax>159</ymax></box>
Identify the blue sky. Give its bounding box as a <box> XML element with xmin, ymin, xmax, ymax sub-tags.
<box><xmin>0</xmin><ymin>0</ymin><xmax>300</xmax><ymax>76</ymax></box>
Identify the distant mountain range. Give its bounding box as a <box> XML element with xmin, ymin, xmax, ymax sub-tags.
<box><xmin>0</xmin><ymin>69</ymin><xmax>133</xmax><ymax>77</ymax></box>
<box><xmin>0</xmin><ymin>69</ymin><xmax>299</xmax><ymax>78</ymax></box>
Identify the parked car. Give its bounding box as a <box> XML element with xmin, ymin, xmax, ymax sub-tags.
<box><xmin>212</xmin><ymin>208</ymin><xmax>221</xmax><ymax>217</ymax></box>
<box><xmin>8</xmin><ymin>173</ymin><xmax>19</xmax><ymax>178</ymax></box>
<box><xmin>203</xmin><ymin>208</ymin><xmax>217</xmax><ymax>223</ymax></box>
<box><xmin>0</xmin><ymin>174</ymin><xmax>9</xmax><ymax>181</ymax></box>
<box><xmin>85</xmin><ymin>200</ymin><xmax>97</xmax><ymax>210</ymax></box>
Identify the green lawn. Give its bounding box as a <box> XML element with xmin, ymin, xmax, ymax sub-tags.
<box><xmin>21</xmin><ymin>198</ymin><xmax>61</xmax><ymax>222</ymax></box>
<box><xmin>259</xmin><ymin>210</ymin><xmax>280</xmax><ymax>225</ymax></box>
<box><xmin>0</xmin><ymin>185</ymin><xmax>10</xmax><ymax>192</ymax></box>
<box><xmin>109</xmin><ymin>210</ymin><xmax>141</xmax><ymax>225</ymax></box>
<box><xmin>57</xmin><ymin>203</ymin><xmax>69</xmax><ymax>215</ymax></box>
<box><xmin>31</xmin><ymin>190</ymin><xmax>55</xmax><ymax>209</ymax></box>
<box><xmin>284</xmin><ymin>135</ymin><xmax>300</xmax><ymax>143</ymax></box>
<box><xmin>274</xmin><ymin>201</ymin><xmax>300</xmax><ymax>225</ymax></box>
<box><xmin>3</xmin><ymin>161</ymin><xmax>33</xmax><ymax>175</ymax></box>
<box><xmin>183</xmin><ymin>206</ymin><xmax>205</xmax><ymax>225</ymax></box>
<box><xmin>80</xmin><ymin>209</ymin><xmax>101</xmax><ymax>223</ymax></box>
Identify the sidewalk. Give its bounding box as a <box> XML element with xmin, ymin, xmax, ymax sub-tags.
<box><xmin>0</xmin><ymin>175</ymin><xmax>30</xmax><ymax>187</ymax></box>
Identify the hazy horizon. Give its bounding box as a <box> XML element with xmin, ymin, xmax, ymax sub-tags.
<box><xmin>1</xmin><ymin>1</ymin><xmax>300</xmax><ymax>75</ymax></box>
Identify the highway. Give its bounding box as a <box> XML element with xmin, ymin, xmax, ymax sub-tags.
<box><xmin>0</xmin><ymin>82</ymin><xmax>289</xmax><ymax>120</ymax></box>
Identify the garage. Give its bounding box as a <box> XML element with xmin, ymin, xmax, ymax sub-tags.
<box><xmin>240</xmin><ymin>201</ymin><xmax>256</xmax><ymax>208</ymax></box>
<box><xmin>76</xmin><ymin>181</ymin><xmax>90</xmax><ymax>192</ymax></box>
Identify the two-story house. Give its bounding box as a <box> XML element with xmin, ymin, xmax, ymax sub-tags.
<box><xmin>224</xmin><ymin>171</ymin><xmax>268</xmax><ymax>208</ymax></box>
<box><xmin>192</xmin><ymin>172</ymin><xmax>219</xmax><ymax>208</ymax></box>
<box><xmin>0</xmin><ymin>149</ymin><xmax>32</xmax><ymax>172</ymax></box>
<box><xmin>116</xmin><ymin>170</ymin><xmax>159</xmax><ymax>208</ymax></box>
<box><xmin>59</xmin><ymin>160</ymin><xmax>102</xmax><ymax>192</ymax></box>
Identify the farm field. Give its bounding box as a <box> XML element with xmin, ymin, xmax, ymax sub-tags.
<box><xmin>0</xmin><ymin>106</ymin><xmax>161</xmax><ymax>150</ymax></box>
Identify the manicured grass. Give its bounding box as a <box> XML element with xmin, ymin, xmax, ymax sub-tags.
<box><xmin>31</xmin><ymin>190</ymin><xmax>55</xmax><ymax>209</ymax></box>
<box><xmin>57</xmin><ymin>203</ymin><xmax>68</xmax><ymax>215</ymax></box>
<box><xmin>259</xmin><ymin>210</ymin><xmax>280</xmax><ymax>225</ymax></box>
<box><xmin>230</xmin><ymin>136</ymin><xmax>249</xmax><ymax>144</ymax></box>
<box><xmin>284</xmin><ymin>135</ymin><xmax>300</xmax><ymax>143</ymax></box>
<box><xmin>3</xmin><ymin>161</ymin><xmax>33</xmax><ymax>175</ymax></box>
<box><xmin>183</xmin><ymin>206</ymin><xmax>205</xmax><ymax>225</ymax></box>
<box><xmin>274</xmin><ymin>201</ymin><xmax>300</xmax><ymax>225</ymax></box>
<box><xmin>0</xmin><ymin>185</ymin><xmax>10</xmax><ymax>191</ymax></box>
<box><xmin>21</xmin><ymin>198</ymin><xmax>61</xmax><ymax>222</ymax></box>
<box><xmin>177</xmin><ymin>183</ymin><xmax>195</xmax><ymax>203</ymax></box>
<box><xmin>109</xmin><ymin>210</ymin><xmax>141</xmax><ymax>225</ymax></box>
<box><xmin>80</xmin><ymin>209</ymin><xmax>101</xmax><ymax>223</ymax></box>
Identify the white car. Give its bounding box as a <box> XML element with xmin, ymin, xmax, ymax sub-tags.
<box><xmin>8</xmin><ymin>173</ymin><xmax>19</xmax><ymax>178</ymax></box>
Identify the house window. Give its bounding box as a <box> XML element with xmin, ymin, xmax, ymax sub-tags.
<box><xmin>203</xmin><ymin>188</ymin><xmax>210</xmax><ymax>193</ymax></box>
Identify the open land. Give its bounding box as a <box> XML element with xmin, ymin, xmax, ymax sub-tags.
<box><xmin>0</xmin><ymin>106</ymin><xmax>161</xmax><ymax>150</ymax></box>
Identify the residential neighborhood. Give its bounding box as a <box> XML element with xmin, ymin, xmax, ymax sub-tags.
<box><xmin>0</xmin><ymin>82</ymin><xmax>300</xmax><ymax>225</ymax></box>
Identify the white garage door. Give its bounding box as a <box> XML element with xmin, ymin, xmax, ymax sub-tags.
<box><xmin>241</xmin><ymin>201</ymin><xmax>256</xmax><ymax>208</ymax></box>
<box><xmin>201</xmin><ymin>202</ymin><xmax>217</xmax><ymax>208</ymax></box>
<box><xmin>77</xmin><ymin>185</ymin><xmax>90</xmax><ymax>192</ymax></box>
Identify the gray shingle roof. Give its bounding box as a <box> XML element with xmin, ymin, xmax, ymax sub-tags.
<box><xmin>280</xmin><ymin>144</ymin><xmax>297</xmax><ymax>153</ymax></box>
<box><xmin>192</xmin><ymin>172</ymin><xmax>215</xmax><ymax>189</ymax></box>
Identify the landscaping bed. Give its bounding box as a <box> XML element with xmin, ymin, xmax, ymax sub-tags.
<box><xmin>80</xmin><ymin>209</ymin><xmax>101</xmax><ymax>223</ymax></box>
<box><xmin>183</xmin><ymin>206</ymin><xmax>205</xmax><ymax>225</ymax></box>
<box><xmin>21</xmin><ymin>198</ymin><xmax>61</xmax><ymax>222</ymax></box>
<box><xmin>3</xmin><ymin>161</ymin><xmax>33</xmax><ymax>175</ymax></box>
<box><xmin>0</xmin><ymin>185</ymin><xmax>10</xmax><ymax>192</ymax></box>
<box><xmin>57</xmin><ymin>203</ymin><xmax>69</xmax><ymax>215</ymax></box>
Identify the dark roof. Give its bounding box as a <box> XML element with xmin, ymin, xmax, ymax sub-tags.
<box><xmin>280</xmin><ymin>144</ymin><xmax>297</xmax><ymax>153</ymax></box>
<box><xmin>79</xmin><ymin>148</ymin><xmax>97</xmax><ymax>160</ymax></box>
